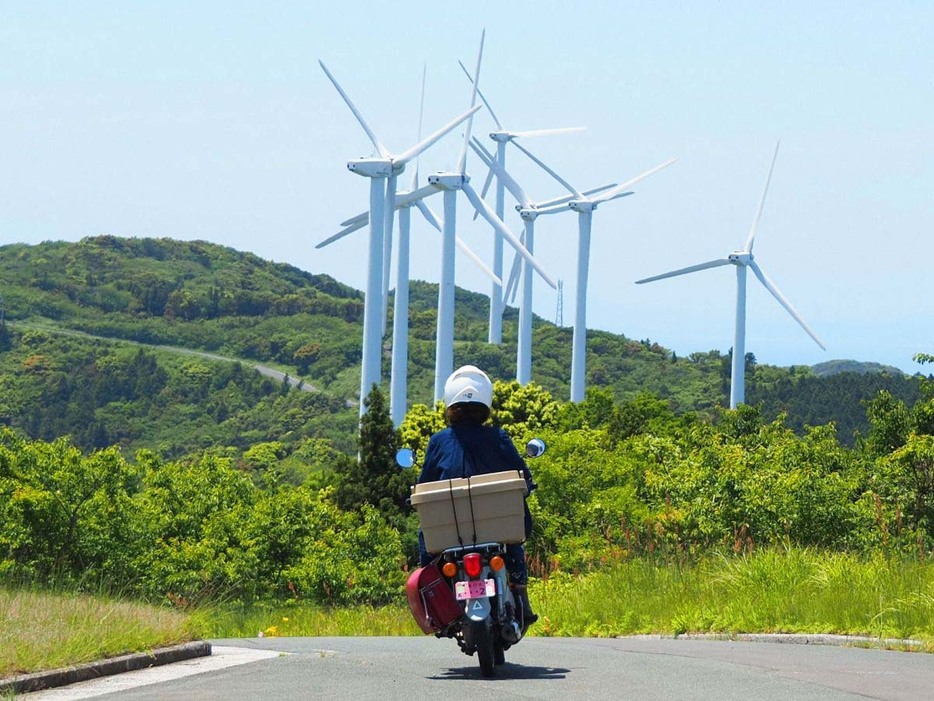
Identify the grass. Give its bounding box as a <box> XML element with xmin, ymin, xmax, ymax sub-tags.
<box><xmin>204</xmin><ymin>602</ymin><xmax>421</xmax><ymax>639</ymax></box>
<box><xmin>5</xmin><ymin>548</ymin><xmax>934</xmax><ymax>681</ymax></box>
<box><xmin>0</xmin><ymin>588</ymin><xmax>204</xmax><ymax>679</ymax></box>
<box><xmin>530</xmin><ymin>548</ymin><xmax>934</xmax><ymax>648</ymax></box>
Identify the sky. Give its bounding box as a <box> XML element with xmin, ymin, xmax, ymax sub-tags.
<box><xmin>2</xmin><ymin>2</ymin><xmax>931</xmax><ymax>375</ymax></box>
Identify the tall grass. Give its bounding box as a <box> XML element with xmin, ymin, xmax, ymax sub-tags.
<box><xmin>531</xmin><ymin>548</ymin><xmax>934</xmax><ymax>646</ymax></box>
<box><xmin>0</xmin><ymin>588</ymin><xmax>203</xmax><ymax>679</ymax></box>
<box><xmin>204</xmin><ymin>602</ymin><xmax>421</xmax><ymax>638</ymax></box>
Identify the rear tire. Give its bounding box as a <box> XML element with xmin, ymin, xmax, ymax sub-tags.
<box><xmin>494</xmin><ymin>645</ymin><xmax>506</xmax><ymax>666</ymax></box>
<box><xmin>471</xmin><ymin>620</ymin><xmax>495</xmax><ymax>677</ymax></box>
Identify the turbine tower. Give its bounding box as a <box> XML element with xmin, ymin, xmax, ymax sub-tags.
<box><xmin>514</xmin><ymin>141</ymin><xmax>678</xmax><ymax>401</ymax></box>
<box><xmin>318</xmin><ymin>60</ymin><xmax>480</xmax><ymax>414</ymax></box>
<box><xmin>458</xmin><ymin>60</ymin><xmax>584</xmax><ymax>345</ymax></box>
<box><xmin>635</xmin><ymin>142</ymin><xmax>825</xmax><ymax>408</ymax></box>
<box><xmin>470</xmin><ymin>138</ymin><xmax>615</xmax><ymax>385</ymax></box>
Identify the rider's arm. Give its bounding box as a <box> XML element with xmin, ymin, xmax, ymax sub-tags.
<box><xmin>496</xmin><ymin>429</ymin><xmax>535</xmax><ymax>492</ymax></box>
<box><xmin>418</xmin><ymin>434</ymin><xmax>442</xmax><ymax>484</ymax></box>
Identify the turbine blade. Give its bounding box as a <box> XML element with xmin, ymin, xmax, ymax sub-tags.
<box><xmin>635</xmin><ymin>258</ymin><xmax>731</xmax><ymax>284</ymax></box>
<box><xmin>396</xmin><ymin>183</ymin><xmax>442</xmax><ymax>209</ymax></box>
<box><xmin>511</xmin><ymin>139</ymin><xmax>582</xmax><ymax>198</ymax></box>
<box><xmin>503</xmin><ymin>244</ymin><xmax>523</xmax><ymax>304</ymax></box>
<box><xmin>472</xmin><ymin>159</ymin><xmax>497</xmax><ymax>222</ymax></box>
<box><xmin>745</xmin><ymin>141</ymin><xmax>781</xmax><ymax>253</ymax></box>
<box><xmin>396</xmin><ymin>104</ymin><xmax>482</xmax><ymax>164</ymax></box>
<box><xmin>456</xmin><ymin>29</ymin><xmax>485</xmax><ymax>174</ymax></box>
<box><xmin>414</xmin><ymin>199</ymin><xmax>443</xmax><ymax>232</ymax></box>
<box><xmin>592</xmin><ymin>158</ymin><xmax>678</xmax><ymax>203</ymax></box>
<box><xmin>749</xmin><ymin>261</ymin><xmax>825</xmax><ymax>349</ymax></box>
<box><xmin>469</xmin><ymin>137</ymin><xmax>529</xmax><ymax>207</ymax></box>
<box><xmin>411</xmin><ymin>63</ymin><xmax>427</xmax><ymax>191</ymax></box>
<box><xmin>318</xmin><ymin>60</ymin><xmax>388</xmax><ymax>158</ymax></box>
<box><xmin>463</xmin><ymin>182</ymin><xmax>557</xmax><ymax>289</ymax></box>
<box><xmin>508</xmin><ymin>126</ymin><xmax>587</xmax><ymax>139</ymax></box>
<box><xmin>458</xmin><ymin>59</ymin><xmax>502</xmax><ymax>130</ymax></box>
<box><xmin>340</xmin><ymin>210</ymin><xmax>368</xmax><ymax>227</ymax></box>
<box><xmin>531</xmin><ymin>201</ymin><xmax>574</xmax><ymax>216</ymax></box>
<box><xmin>534</xmin><ymin>183</ymin><xmax>617</xmax><ymax>209</ymax></box>
<box><xmin>316</xmin><ymin>219</ymin><xmax>367</xmax><ymax>249</ymax></box>
<box><xmin>340</xmin><ymin>185</ymin><xmax>439</xmax><ymax>231</ymax></box>
<box><xmin>456</xmin><ymin>237</ymin><xmax>502</xmax><ymax>286</ymax></box>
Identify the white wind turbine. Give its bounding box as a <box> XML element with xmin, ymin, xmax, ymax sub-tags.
<box><xmin>317</xmin><ymin>67</ymin><xmax>502</xmax><ymax>425</ymax></box>
<box><xmin>635</xmin><ymin>142</ymin><xmax>825</xmax><ymax>409</ymax></box>
<box><xmin>318</xmin><ymin>60</ymin><xmax>480</xmax><ymax>414</ymax></box>
<box><xmin>396</xmin><ymin>30</ymin><xmax>557</xmax><ymax>401</ymax></box>
<box><xmin>470</xmin><ymin>138</ymin><xmax>616</xmax><ymax>385</ymax></box>
<box><xmin>514</xmin><ymin>142</ymin><xmax>678</xmax><ymax>402</ymax></box>
<box><xmin>458</xmin><ymin>60</ymin><xmax>585</xmax><ymax>345</ymax></box>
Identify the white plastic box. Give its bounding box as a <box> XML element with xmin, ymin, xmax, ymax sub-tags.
<box><xmin>411</xmin><ymin>471</ymin><xmax>529</xmax><ymax>553</ymax></box>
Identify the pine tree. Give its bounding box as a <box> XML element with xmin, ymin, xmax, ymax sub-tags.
<box><xmin>333</xmin><ymin>385</ymin><xmax>414</xmax><ymax>528</ymax></box>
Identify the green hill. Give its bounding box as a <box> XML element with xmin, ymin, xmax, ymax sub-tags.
<box><xmin>0</xmin><ymin>236</ymin><xmax>924</xmax><ymax>452</ymax></box>
<box><xmin>811</xmin><ymin>359</ymin><xmax>906</xmax><ymax>377</ymax></box>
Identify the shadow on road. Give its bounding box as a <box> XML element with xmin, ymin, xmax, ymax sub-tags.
<box><xmin>431</xmin><ymin>663</ymin><xmax>569</xmax><ymax>681</ymax></box>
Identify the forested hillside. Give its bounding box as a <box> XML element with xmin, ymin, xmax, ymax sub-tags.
<box><xmin>0</xmin><ymin>236</ymin><xmax>926</xmax><ymax>454</ymax></box>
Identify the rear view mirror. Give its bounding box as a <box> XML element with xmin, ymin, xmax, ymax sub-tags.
<box><xmin>396</xmin><ymin>448</ymin><xmax>416</xmax><ymax>469</ymax></box>
<box><xmin>525</xmin><ymin>438</ymin><xmax>546</xmax><ymax>458</ymax></box>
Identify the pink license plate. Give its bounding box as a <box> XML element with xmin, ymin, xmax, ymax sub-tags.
<box><xmin>455</xmin><ymin>579</ymin><xmax>496</xmax><ymax>600</ymax></box>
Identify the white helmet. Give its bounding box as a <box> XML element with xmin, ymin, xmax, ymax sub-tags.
<box><xmin>443</xmin><ymin>365</ymin><xmax>493</xmax><ymax>408</ymax></box>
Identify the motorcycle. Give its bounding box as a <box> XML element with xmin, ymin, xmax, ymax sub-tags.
<box><xmin>397</xmin><ymin>438</ymin><xmax>545</xmax><ymax>678</ymax></box>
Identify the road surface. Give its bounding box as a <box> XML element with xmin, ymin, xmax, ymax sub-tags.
<box><xmin>27</xmin><ymin>636</ymin><xmax>934</xmax><ymax>700</ymax></box>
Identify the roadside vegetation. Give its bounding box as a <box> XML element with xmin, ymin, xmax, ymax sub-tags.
<box><xmin>0</xmin><ymin>588</ymin><xmax>203</xmax><ymax>679</ymax></box>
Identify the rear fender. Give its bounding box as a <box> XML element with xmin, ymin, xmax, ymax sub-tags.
<box><xmin>465</xmin><ymin>597</ymin><xmax>492</xmax><ymax>621</ymax></box>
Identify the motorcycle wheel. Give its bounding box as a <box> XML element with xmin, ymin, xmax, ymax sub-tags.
<box><xmin>494</xmin><ymin>645</ymin><xmax>506</xmax><ymax>666</ymax></box>
<box><xmin>470</xmin><ymin>620</ymin><xmax>495</xmax><ymax>678</ymax></box>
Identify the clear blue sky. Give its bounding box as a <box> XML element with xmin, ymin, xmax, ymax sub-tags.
<box><xmin>2</xmin><ymin>2</ymin><xmax>931</xmax><ymax>374</ymax></box>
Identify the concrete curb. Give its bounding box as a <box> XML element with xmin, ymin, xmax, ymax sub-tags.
<box><xmin>0</xmin><ymin>640</ymin><xmax>212</xmax><ymax>695</ymax></box>
<box><xmin>629</xmin><ymin>633</ymin><xmax>927</xmax><ymax>650</ymax></box>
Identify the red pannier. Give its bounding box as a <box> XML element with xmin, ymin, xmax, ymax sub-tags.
<box><xmin>406</xmin><ymin>564</ymin><xmax>463</xmax><ymax>634</ymax></box>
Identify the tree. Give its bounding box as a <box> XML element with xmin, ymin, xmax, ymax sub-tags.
<box><xmin>491</xmin><ymin>380</ymin><xmax>559</xmax><ymax>438</ymax></box>
<box><xmin>333</xmin><ymin>386</ymin><xmax>414</xmax><ymax>529</ymax></box>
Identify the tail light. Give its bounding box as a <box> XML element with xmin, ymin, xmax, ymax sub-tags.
<box><xmin>463</xmin><ymin>552</ymin><xmax>483</xmax><ymax>579</ymax></box>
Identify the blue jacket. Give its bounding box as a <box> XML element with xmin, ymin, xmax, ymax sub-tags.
<box><xmin>418</xmin><ymin>424</ymin><xmax>534</xmax><ymax>538</ymax></box>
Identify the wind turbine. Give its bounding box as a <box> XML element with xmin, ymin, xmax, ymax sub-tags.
<box><xmin>318</xmin><ymin>68</ymin><xmax>503</xmax><ymax>425</ymax></box>
<box><xmin>458</xmin><ymin>59</ymin><xmax>585</xmax><ymax>345</ymax></box>
<box><xmin>635</xmin><ymin>142</ymin><xmax>825</xmax><ymax>409</ymax></box>
<box><xmin>391</xmin><ymin>31</ymin><xmax>557</xmax><ymax>401</ymax></box>
<box><xmin>514</xmin><ymin>142</ymin><xmax>678</xmax><ymax>402</ymax></box>
<box><xmin>470</xmin><ymin>138</ymin><xmax>616</xmax><ymax>385</ymax></box>
<box><xmin>318</xmin><ymin>60</ymin><xmax>480</xmax><ymax>414</ymax></box>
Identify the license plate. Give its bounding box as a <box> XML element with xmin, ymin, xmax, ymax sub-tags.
<box><xmin>454</xmin><ymin>578</ymin><xmax>496</xmax><ymax>601</ymax></box>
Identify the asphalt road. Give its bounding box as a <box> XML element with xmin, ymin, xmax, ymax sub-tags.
<box><xmin>28</xmin><ymin>636</ymin><xmax>934</xmax><ymax>700</ymax></box>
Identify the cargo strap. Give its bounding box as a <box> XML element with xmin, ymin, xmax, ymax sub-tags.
<box><xmin>446</xmin><ymin>476</ymin><xmax>479</xmax><ymax>547</ymax></box>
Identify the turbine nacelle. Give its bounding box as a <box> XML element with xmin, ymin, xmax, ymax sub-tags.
<box><xmin>568</xmin><ymin>200</ymin><xmax>597</xmax><ymax>214</ymax></box>
<box><xmin>347</xmin><ymin>158</ymin><xmax>394</xmax><ymax>178</ymax></box>
<box><xmin>428</xmin><ymin>173</ymin><xmax>470</xmax><ymax>191</ymax></box>
<box><xmin>489</xmin><ymin>131</ymin><xmax>515</xmax><ymax>143</ymax></box>
<box><xmin>518</xmin><ymin>206</ymin><xmax>540</xmax><ymax>222</ymax></box>
<box><xmin>728</xmin><ymin>251</ymin><xmax>753</xmax><ymax>265</ymax></box>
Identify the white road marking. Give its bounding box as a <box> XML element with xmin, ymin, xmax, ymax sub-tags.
<box><xmin>26</xmin><ymin>646</ymin><xmax>285</xmax><ymax>700</ymax></box>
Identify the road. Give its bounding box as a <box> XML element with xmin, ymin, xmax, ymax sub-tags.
<box><xmin>9</xmin><ymin>321</ymin><xmax>319</xmax><ymax>393</ymax></box>
<box><xmin>27</xmin><ymin>636</ymin><xmax>934</xmax><ymax>700</ymax></box>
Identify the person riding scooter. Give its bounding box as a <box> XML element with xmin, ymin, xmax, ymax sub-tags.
<box><xmin>417</xmin><ymin>365</ymin><xmax>537</xmax><ymax>625</ymax></box>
